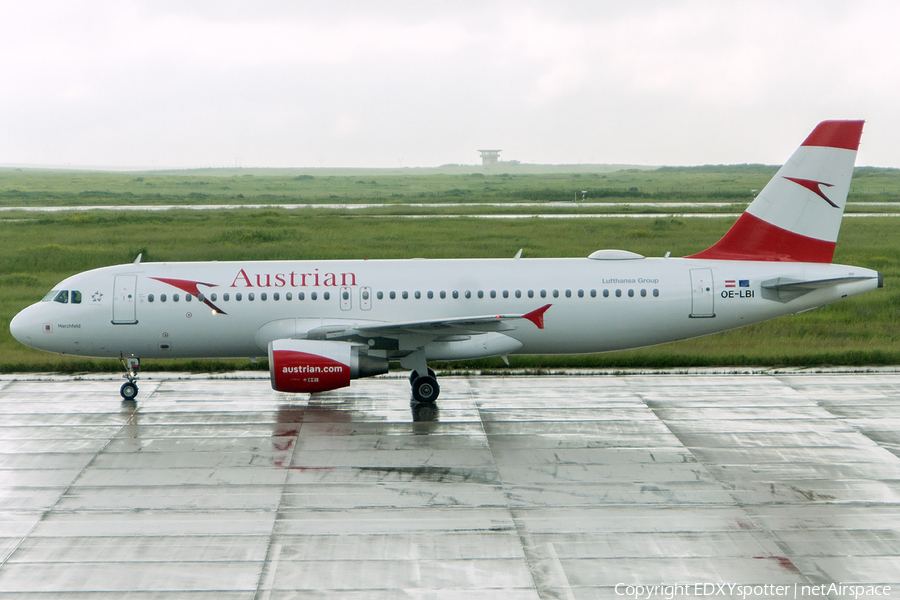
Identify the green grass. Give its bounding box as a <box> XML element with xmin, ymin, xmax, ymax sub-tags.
<box><xmin>2</xmin><ymin>164</ymin><xmax>899</xmax><ymax>208</ymax></box>
<box><xmin>1</xmin><ymin>209</ymin><xmax>897</xmax><ymax>372</ymax></box>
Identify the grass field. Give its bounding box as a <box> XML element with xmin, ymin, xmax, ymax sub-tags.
<box><xmin>0</xmin><ymin>165</ymin><xmax>897</xmax><ymax>372</ymax></box>
<box><xmin>2</xmin><ymin>164</ymin><xmax>899</xmax><ymax>208</ymax></box>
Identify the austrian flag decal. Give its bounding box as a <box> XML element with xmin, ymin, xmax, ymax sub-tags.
<box><xmin>724</xmin><ymin>280</ymin><xmax>750</xmax><ymax>289</ymax></box>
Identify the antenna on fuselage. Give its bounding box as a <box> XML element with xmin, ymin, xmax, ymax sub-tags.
<box><xmin>133</xmin><ymin>254</ymin><xmax>142</xmax><ymax>265</ymax></box>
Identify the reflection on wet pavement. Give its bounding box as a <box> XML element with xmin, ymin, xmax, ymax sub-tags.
<box><xmin>0</xmin><ymin>373</ymin><xmax>899</xmax><ymax>597</ymax></box>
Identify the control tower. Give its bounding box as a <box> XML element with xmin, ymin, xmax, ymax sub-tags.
<box><xmin>478</xmin><ymin>149</ymin><xmax>501</xmax><ymax>166</ymax></box>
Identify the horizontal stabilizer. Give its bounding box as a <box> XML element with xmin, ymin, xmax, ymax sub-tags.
<box><xmin>761</xmin><ymin>273</ymin><xmax>881</xmax><ymax>302</ymax></box>
<box><xmin>761</xmin><ymin>275</ymin><xmax>875</xmax><ymax>291</ymax></box>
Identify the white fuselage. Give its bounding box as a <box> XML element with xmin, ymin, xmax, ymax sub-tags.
<box><xmin>10</xmin><ymin>255</ymin><xmax>881</xmax><ymax>361</ymax></box>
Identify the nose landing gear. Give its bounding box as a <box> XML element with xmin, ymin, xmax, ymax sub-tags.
<box><xmin>119</xmin><ymin>355</ymin><xmax>140</xmax><ymax>401</ymax></box>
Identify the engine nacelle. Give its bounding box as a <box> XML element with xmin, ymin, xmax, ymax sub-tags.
<box><xmin>268</xmin><ymin>339</ymin><xmax>388</xmax><ymax>393</ymax></box>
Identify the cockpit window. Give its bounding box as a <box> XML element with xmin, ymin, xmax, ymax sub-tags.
<box><xmin>41</xmin><ymin>290</ymin><xmax>81</xmax><ymax>304</ymax></box>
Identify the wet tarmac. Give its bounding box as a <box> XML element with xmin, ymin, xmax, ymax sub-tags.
<box><xmin>1</xmin><ymin>371</ymin><xmax>899</xmax><ymax>598</ymax></box>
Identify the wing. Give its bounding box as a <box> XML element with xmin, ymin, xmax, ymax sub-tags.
<box><xmin>303</xmin><ymin>304</ymin><xmax>552</xmax><ymax>342</ymax></box>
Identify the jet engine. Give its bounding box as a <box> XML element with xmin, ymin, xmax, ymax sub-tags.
<box><xmin>268</xmin><ymin>339</ymin><xmax>389</xmax><ymax>393</ymax></box>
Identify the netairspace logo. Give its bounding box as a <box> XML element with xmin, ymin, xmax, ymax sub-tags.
<box><xmin>614</xmin><ymin>582</ymin><xmax>892</xmax><ymax>599</ymax></box>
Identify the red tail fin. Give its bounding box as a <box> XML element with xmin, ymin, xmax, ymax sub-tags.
<box><xmin>688</xmin><ymin>120</ymin><xmax>863</xmax><ymax>262</ymax></box>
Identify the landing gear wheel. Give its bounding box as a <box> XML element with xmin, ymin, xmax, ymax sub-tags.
<box><xmin>119</xmin><ymin>355</ymin><xmax>141</xmax><ymax>402</ymax></box>
<box><xmin>412</xmin><ymin>375</ymin><xmax>440</xmax><ymax>404</ymax></box>
<box><xmin>409</xmin><ymin>367</ymin><xmax>436</xmax><ymax>384</ymax></box>
<box><xmin>120</xmin><ymin>381</ymin><xmax>139</xmax><ymax>401</ymax></box>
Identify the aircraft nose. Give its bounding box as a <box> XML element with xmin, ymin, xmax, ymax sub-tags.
<box><xmin>10</xmin><ymin>307</ymin><xmax>35</xmax><ymax>346</ymax></box>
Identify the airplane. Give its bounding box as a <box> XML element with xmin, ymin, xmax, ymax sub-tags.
<box><xmin>9</xmin><ymin>120</ymin><xmax>883</xmax><ymax>404</ymax></box>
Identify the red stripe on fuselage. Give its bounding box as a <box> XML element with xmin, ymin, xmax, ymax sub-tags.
<box><xmin>686</xmin><ymin>212</ymin><xmax>835</xmax><ymax>262</ymax></box>
<box><xmin>801</xmin><ymin>120</ymin><xmax>864</xmax><ymax>151</ymax></box>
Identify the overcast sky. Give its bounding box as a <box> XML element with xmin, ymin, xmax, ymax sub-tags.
<box><xmin>2</xmin><ymin>1</ymin><xmax>899</xmax><ymax>169</ymax></box>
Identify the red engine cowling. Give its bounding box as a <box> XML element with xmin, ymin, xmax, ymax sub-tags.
<box><xmin>268</xmin><ymin>339</ymin><xmax>388</xmax><ymax>393</ymax></box>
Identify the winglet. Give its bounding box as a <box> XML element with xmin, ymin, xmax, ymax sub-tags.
<box><xmin>523</xmin><ymin>304</ymin><xmax>551</xmax><ymax>329</ymax></box>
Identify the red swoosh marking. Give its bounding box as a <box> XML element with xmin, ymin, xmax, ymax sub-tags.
<box><xmin>150</xmin><ymin>277</ymin><xmax>227</xmax><ymax>315</ymax></box>
<box><xmin>783</xmin><ymin>177</ymin><xmax>838</xmax><ymax>208</ymax></box>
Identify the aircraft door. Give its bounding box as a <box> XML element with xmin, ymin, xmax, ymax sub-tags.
<box><xmin>340</xmin><ymin>287</ymin><xmax>352</xmax><ymax>311</ymax></box>
<box><xmin>360</xmin><ymin>286</ymin><xmax>372</xmax><ymax>310</ymax></box>
<box><xmin>689</xmin><ymin>268</ymin><xmax>715</xmax><ymax>318</ymax></box>
<box><xmin>112</xmin><ymin>275</ymin><xmax>138</xmax><ymax>324</ymax></box>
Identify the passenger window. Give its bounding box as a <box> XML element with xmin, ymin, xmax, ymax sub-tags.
<box><xmin>376</xmin><ymin>291</ymin><xmax>383</xmax><ymax>300</ymax></box>
<box><xmin>71</xmin><ymin>291</ymin><xmax>82</xmax><ymax>304</ymax></box>
<box><xmin>211</xmin><ymin>293</ymin><xmax>218</xmax><ymax>301</ymax></box>
<box><xmin>615</xmin><ymin>290</ymin><xmax>622</xmax><ymax>297</ymax></box>
<box><xmin>641</xmin><ymin>289</ymin><xmax>647</xmax><ymax>297</ymax></box>
<box><xmin>185</xmin><ymin>294</ymin><xmax>192</xmax><ymax>303</ymax></box>
<box><xmin>528</xmin><ymin>290</ymin><xmax>534</xmax><ymax>298</ymax></box>
<box><xmin>235</xmin><ymin>293</ymin><xmax>242</xmax><ymax>301</ymax></box>
<box><xmin>653</xmin><ymin>289</ymin><xmax>660</xmax><ymax>297</ymax></box>
<box><xmin>578</xmin><ymin>290</ymin><xmax>584</xmax><ymax>298</ymax></box>
<box><xmin>515</xmin><ymin>290</ymin><xmax>521</xmax><ymax>298</ymax></box>
<box><xmin>247</xmin><ymin>293</ymin><xmax>254</xmax><ymax>301</ymax></box>
<box><xmin>285</xmin><ymin>292</ymin><xmax>292</xmax><ymax>301</ymax></box>
<box><xmin>503</xmin><ymin>291</ymin><xmax>509</xmax><ymax>298</ymax></box>
<box><xmin>274</xmin><ymin>292</ymin><xmax>280</xmax><ymax>301</ymax></box>
<box><xmin>223</xmin><ymin>293</ymin><xmax>229</xmax><ymax>301</ymax></box>
<box><xmin>477</xmin><ymin>291</ymin><xmax>483</xmax><ymax>299</ymax></box>
<box><xmin>311</xmin><ymin>292</ymin><xmax>318</xmax><ymax>300</ymax></box>
<box><xmin>590</xmin><ymin>289</ymin><xmax>597</xmax><ymax>298</ymax></box>
<box><xmin>490</xmin><ymin>290</ymin><xmax>497</xmax><ymax>299</ymax></box>
<box><xmin>427</xmin><ymin>291</ymin><xmax>433</xmax><ymax>299</ymax></box>
<box><xmin>440</xmin><ymin>291</ymin><xmax>446</xmax><ymax>299</ymax></box>
<box><xmin>540</xmin><ymin>290</ymin><xmax>547</xmax><ymax>298</ymax></box>
<box><xmin>261</xmin><ymin>292</ymin><xmax>268</xmax><ymax>301</ymax></box>
<box><xmin>628</xmin><ymin>289</ymin><xmax>634</xmax><ymax>298</ymax></box>
<box><xmin>173</xmin><ymin>294</ymin><xmax>180</xmax><ymax>302</ymax></box>
<box><xmin>402</xmin><ymin>291</ymin><xmax>408</xmax><ymax>299</ymax></box>
<box><xmin>452</xmin><ymin>291</ymin><xmax>459</xmax><ymax>299</ymax></box>
<box><xmin>415</xmin><ymin>291</ymin><xmax>421</xmax><ymax>299</ymax></box>
<box><xmin>148</xmin><ymin>294</ymin><xmax>155</xmax><ymax>303</ymax></box>
<box><xmin>342</xmin><ymin>291</ymin><xmax>350</xmax><ymax>300</ymax></box>
<box><xmin>465</xmin><ymin>291</ymin><xmax>471</xmax><ymax>299</ymax></box>
<box><xmin>323</xmin><ymin>292</ymin><xmax>330</xmax><ymax>300</ymax></box>
<box><xmin>603</xmin><ymin>289</ymin><xmax>609</xmax><ymax>298</ymax></box>
<box><xmin>390</xmin><ymin>291</ymin><xmax>396</xmax><ymax>299</ymax></box>
<box><xmin>161</xmin><ymin>294</ymin><xmax>167</xmax><ymax>303</ymax></box>
<box><xmin>552</xmin><ymin>290</ymin><xmax>559</xmax><ymax>298</ymax></box>
<box><xmin>298</xmin><ymin>292</ymin><xmax>305</xmax><ymax>300</ymax></box>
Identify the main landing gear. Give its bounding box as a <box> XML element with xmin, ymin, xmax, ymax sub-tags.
<box><xmin>409</xmin><ymin>368</ymin><xmax>440</xmax><ymax>404</ymax></box>
<box><xmin>119</xmin><ymin>355</ymin><xmax>140</xmax><ymax>401</ymax></box>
